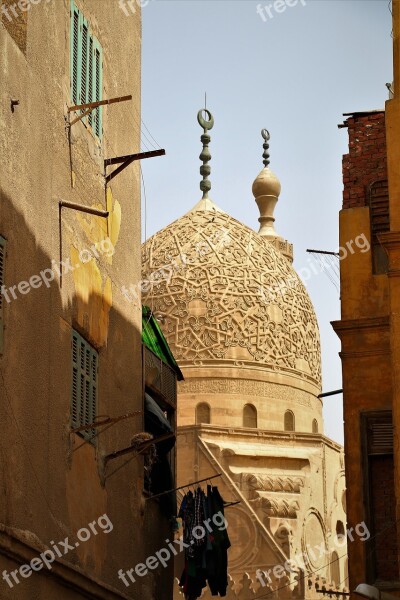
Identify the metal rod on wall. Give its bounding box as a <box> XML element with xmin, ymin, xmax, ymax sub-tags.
<box><xmin>145</xmin><ymin>473</ymin><xmax>222</xmax><ymax>501</ymax></box>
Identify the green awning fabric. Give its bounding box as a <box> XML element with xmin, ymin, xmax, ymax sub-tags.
<box><xmin>142</xmin><ymin>306</ymin><xmax>184</xmax><ymax>381</ymax></box>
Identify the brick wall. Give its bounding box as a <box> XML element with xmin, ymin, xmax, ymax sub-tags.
<box><xmin>342</xmin><ymin>112</ymin><xmax>387</xmax><ymax>209</ymax></box>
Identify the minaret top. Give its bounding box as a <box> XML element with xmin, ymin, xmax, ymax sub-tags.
<box><xmin>252</xmin><ymin>128</ymin><xmax>282</xmax><ymax>237</ymax></box>
<box><xmin>252</xmin><ymin>129</ymin><xmax>293</xmax><ymax>261</ymax></box>
<box><xmin>197</xmin><ymin>108</ymin><xmax>214</xmax><ymax>199</ymax></box>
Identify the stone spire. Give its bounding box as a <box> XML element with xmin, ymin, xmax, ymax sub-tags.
<box><xmin>252</xmin><ymin>129</ymin><xmax>293</xmax><ymax>261</ymax></box>
<box><xmin>197</xmin><ymin>108</ymin><xmax>214</xmax><ymax>199</ymax></box>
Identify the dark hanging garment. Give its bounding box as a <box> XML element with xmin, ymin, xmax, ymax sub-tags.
<box><xmin>206</xmin><ymin>486</ymin><xmax>231</xmax><ymax>597</ymax></box>
<box><xmin>178</xmin><ymin>492</ymin><xmax>207</xmax><ymax>600</ymax></box>
<box><xmin>178</xmin><ymin>486</ymin><xmax>231</xmax><ymax>599</ymax></box>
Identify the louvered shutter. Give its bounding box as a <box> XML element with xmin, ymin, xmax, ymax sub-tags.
<box><xmin>88</xmin><ymin>35</ymin><xmax>94</xmax><ymax>127</ymax></box>
<box><xmin>0</xmin><ymin>237</ymin><xmax>6</xmax><ymax>354</ymax></box>
<box><xmin>70</xmin><ymin>1</ymin><xmax>82</xmax><ymax>105</ymax></box>
<box><xmin>80</xmin><ymin>17</ymin><xmax>89</xmax><ymax>110</ymax></box>
<box><xmin>71</xmin><ymin>330</ymin><xmax>98</xmax><ymax>443</ymax></box>
<box><xmin>70</xmin><ymin>2</ymin><xmax>103</xmax><ymax>141</ymax></box>
<box><xmin>367</xmin><ymin>414</ymin><xmax>393</xmax><ymax>455</ymax></box>
<box><xmin>71</xmin><ymin>331</ymin><xmax>81</xmax><ymax>428</ymax></box>
<box><xmin>90</xmin><ymin>352</ymin><xmax>98</xmax><ymax>438</ymax></box>
<box><xmin>93</xmin><ymin>38</ymin><xmax>103</xmax><ymax>139</ymax></box>
<box><xmin>369</xmin><ymin>180</ymin><xmax>389</xmax><ymax>274</ymax></box>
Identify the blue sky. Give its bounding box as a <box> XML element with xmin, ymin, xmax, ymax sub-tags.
<box><xmin>140</xmin><ymin>0</ymin><xmax>393</xmax><ymax>444</ymax></box>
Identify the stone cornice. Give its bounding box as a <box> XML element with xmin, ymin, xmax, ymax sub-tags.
<box><xmin>177</xmin><ymin>424</ymin><xmax>343</xmax><ymax>452</ymax></box>
<box><xmin>0</xmin><ymin>524</ymin><xmax>132</xmax><ymax>600</ymax></box>
<box><xmin>339</xmin><ymin>348</ymin><xmax>390</xmax><ymax>359</ymax></box>
<box><xmin>331</xmin><ymin>315</ymin><xmax>389</xmax><ymax>334</ymax></box>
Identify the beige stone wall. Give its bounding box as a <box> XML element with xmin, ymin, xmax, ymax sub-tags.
<box><xmin>0</xmin><ymin>2</ymin><xmax>171</xmax><ymax>598</ymax></box>
<box><xmin>175</xmin><ymin>425</ymin><xmax>346</xmax><ymax>599</ymax></box>
<box><xmin>178</xmin><ymin>376</ymin><xmax>323</xmax><ymax>434</ymax></box>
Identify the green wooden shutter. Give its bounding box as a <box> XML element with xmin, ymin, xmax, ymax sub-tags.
<box><xmin>90</xmin><ymin>352</ymin><xmax>98</xmax><ymax>438</ymax></box>
<box><xmin>93</xmin><ymin>38</ymin><xmax>103</xmax><ymax>139</ymax></box>
<box><xmin>70</xmin><ymin>1</ymin><xmax>82</xmax><ymax>105</ymax></box>
<box><xmin>71</xmin><ymin>330</ymin><xmax>98</xmax><ymax>442</ymax></box>
<box><xmin>88</xmin><ymin>35</ymin><xmax>94</xmax><ymax>127</ymax></box>
<box><xmin>0</xmin><ymin>237</ymin><xmax>6</xmax><ymax>355</ymax></box>
<box><xmin>71</xmin><ymin>331</ymin><xmax>81</xmax><ymax>428</ymax></box>
<box><xmin>70</xmin><ymin>1</ymin><xmax>103</xmax><ymax>141</ymax></box>
<box><xmin>80</xmin><ymin>16</ymin><xmax>89</xmax><ymax>110</ymax></box>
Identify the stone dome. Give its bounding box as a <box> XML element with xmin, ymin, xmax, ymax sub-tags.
<box><xmin>252</xmin><ymin>166</ymin><xmax>281</xmax><ymax>199</ymax></box>
<box><xmin>141</xmin><ymin>198</ymin><xmax>322</xmax><ymax>396</ymax></box>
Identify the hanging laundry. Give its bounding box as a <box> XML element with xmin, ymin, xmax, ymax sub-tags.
<box><xmin>178</xmin><ymin>484</ymin><xmax>231</xmax><ymax>599</ymax></box>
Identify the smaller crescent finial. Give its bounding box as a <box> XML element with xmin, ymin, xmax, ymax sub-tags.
<box><xmin>198</xmin><ymin>109</ymin><xmax>214</xmax><ymax>198</ymax></box>
<box><xmin>261</xmin><ymin>128</ymin><xmax>270</xmax><ymax>167</ymax></box>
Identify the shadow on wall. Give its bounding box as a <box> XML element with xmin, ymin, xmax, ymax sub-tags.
<box><xmin>0</xmin><ymin>188</ymin><xmax>173</xmax><ymax>600</ymax></box>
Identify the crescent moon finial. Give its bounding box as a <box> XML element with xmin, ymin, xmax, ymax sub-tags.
<box><xmin>198</xmin><ymin>108</ymin><xmax>214</xmax><ymax>198</ymax></box>
<box><xmin>262</xmin><ymin>129</ymin><xmax>270</xmax><ymax>167</ymax></box>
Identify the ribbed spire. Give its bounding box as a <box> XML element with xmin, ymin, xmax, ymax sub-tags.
<box><xmin>197</xmin><ymin>108</ymin><xmax>214</xmax><ymax>199</ymax></box>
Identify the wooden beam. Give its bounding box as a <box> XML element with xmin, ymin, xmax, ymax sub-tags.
<box><xmin>104</xmin><ymin>432</ymin><xmax>175</xmax><ymax>465</ymax></box>
<box><xmin>104</xmin><ymin>149</ymin><xmax>165</xmax><ymax>167</ymax></box>
<box><xmin>69</xmin><ymin>107</ymin><xmax>93</xmax><ymax>127</ymax></box>
<box><xmin>70</xmin><ymin>410</ymin><xmax>142</xmax><ymax>434</ymax></box>
<box><xmin>68</xmin><ymin>94</ymin><xmax>132</xmax><ymax>113</ymax></box>
<box><xmin>105</xmin><ymin>149</ymin><xmax>166</xmax><ymax>184</ymax></box>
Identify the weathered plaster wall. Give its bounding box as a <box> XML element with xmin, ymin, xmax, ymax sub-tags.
<box><xmin>0</xmin><ymin>2</ymin><xmax>170</xmax><ymax>598</ymax></box>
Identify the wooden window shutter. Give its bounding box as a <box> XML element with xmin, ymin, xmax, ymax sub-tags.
<box><xmin>70</xmin><ymin>1</ymin><xmax>82</xmax><ymax>105</ymax></box>
<box><xmin>366</xmin><ymin>413</ymin><xmax>393</xmax><ymax>455</ymax></box>
<box><xmin>93</xmin><ymin>38</ymin><xmax>103</xmax><ymax>139</ymax></box>
<box><xmin>369</xmin><ymin>180</ymin><xmax>389</xmax><ymax>274</ymax></box>
<box><xmin>80</xmin><ymin>18</ymin><xmax>89</xmax><ymax>109</ymax></box>
<box><xmin>70</xmin><ymin>1</ymin><xmax>103</xmax><ymax>140</ymax></box>
<box><xmin>71</xmin><ymin>331</ymin><xmax>81</xmax><ymax>429</ymax></box>
<box><xmin>71</xmin><ymin>330</ymin><xmax>98</xmax><ymax>443</ymax></box>
<box><xmin>0</xmin><ymin>237</ymin><xmax>6</xmax><ymax>354</ymax></box>
<box><xmin>88</xmin><ymin>35</ymin><xmax>94</xmax><ymax>127</ymax></box>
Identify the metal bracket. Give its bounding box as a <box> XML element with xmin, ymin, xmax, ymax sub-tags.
<box><xmin>70</xmin><ymin>410</ymin><xmax>142</xmax><ymax>435</ymax></box>
<box><xmin>67</xmin><ymin>95</ymin><xmax>132</xmax><ymax>127</ymax></box>
<box><xmin>104</xmin><ymin>149</ymin><xmax>166</xmax><ymax>184</ymax></box>
<box><xmin>59</xmin><ymin>200</ymin><xmax>109</xmax><ymax>218</ymax></box>
<box><xmin>104</xmin><ymin>432</ymin><xmax>175</xmax><ymax>466</ymax></box>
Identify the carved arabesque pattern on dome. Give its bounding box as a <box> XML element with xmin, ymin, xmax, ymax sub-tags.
<box><xmin>142</xmin><ymin>210</ymin><xmax>321</xmax><ymax>385</ymax></box>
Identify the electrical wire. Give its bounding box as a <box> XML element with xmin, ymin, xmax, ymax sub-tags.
<box><xmin>140</xmin><ymin>117</ymin><xmax>161</xmax><ymax>149</ymax></box>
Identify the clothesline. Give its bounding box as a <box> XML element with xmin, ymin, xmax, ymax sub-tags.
<box><xmin>145</xmin><ymin>473</ymin><xmax>222</xmax><ymax>501</ymax></box>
